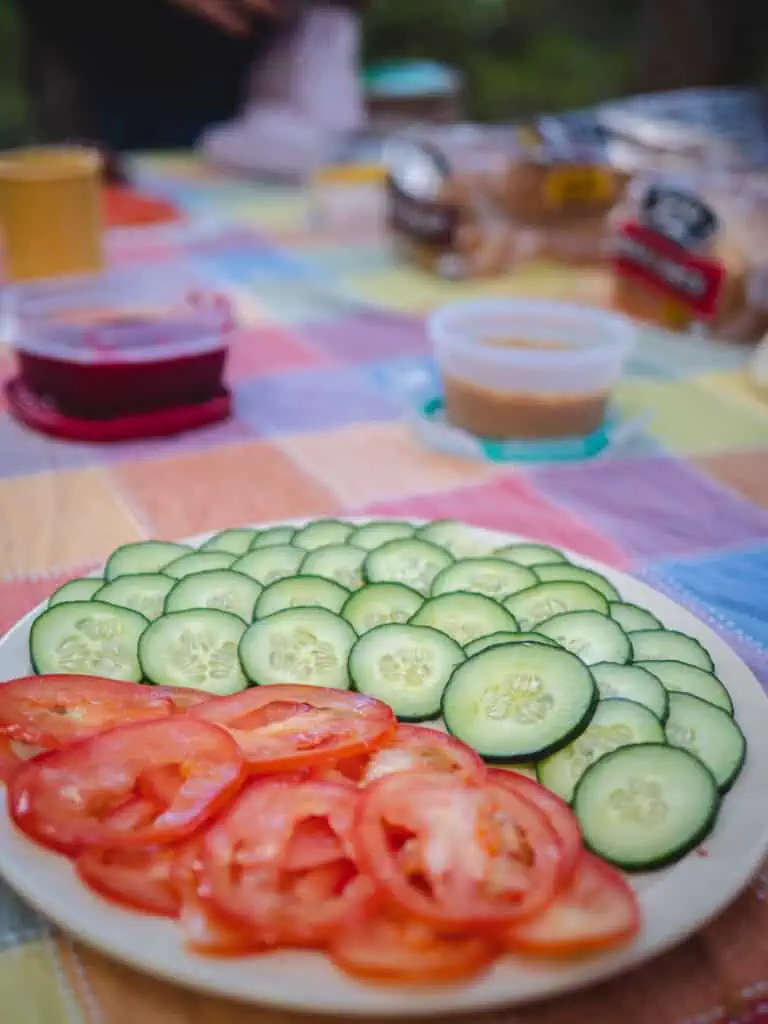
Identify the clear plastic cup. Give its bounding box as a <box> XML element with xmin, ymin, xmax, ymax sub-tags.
<box><xmin>427</xmin><ymin>298</ymin><xmax>636</xmax><ymax>440</ymax></box>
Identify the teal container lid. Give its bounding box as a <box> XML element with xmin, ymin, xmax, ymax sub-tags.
<box><xmin>363</xmin><ymin>61</ymin><xmax>462</xmax><ymax>99</ymax></box>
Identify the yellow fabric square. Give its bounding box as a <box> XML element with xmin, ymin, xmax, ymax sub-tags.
<box><xmin>0</xmin><ymin>469</ymin><xmax>142</xmax><ymax>576</ymax></box>
<box><xmin>0</xmin><ymin>939</ymin><xmax>74</xmax><ymax>1024</ymax></box>
<box><xmin>696</xmin><ymin>370</ymin><xmax>768</xmax><ymax>420</ymax></box>
<box><xmin>219</xmin><ymin>197</ymin><xmax>303</xmax><ymax>230</ymax></box>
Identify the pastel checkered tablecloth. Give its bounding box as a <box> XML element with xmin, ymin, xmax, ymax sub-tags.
<box><xmin>1</xmin><ymin>153</ymin><xmax>768</xmax><ymax>1024</ymax></box>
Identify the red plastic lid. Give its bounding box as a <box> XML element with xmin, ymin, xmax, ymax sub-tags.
<box><xmin>103</xmin><ymin>186</ymin><xmax>184</xmax><ymax>229</ymax></box>
<box><xmin>5</xmin><ymin>377</ymin><xmax>231</xmax><ymax>443</ymax></box>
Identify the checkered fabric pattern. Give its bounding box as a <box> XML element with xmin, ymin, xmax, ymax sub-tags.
<box><xmin>1</xmin><ymin>153</ymin><xmax>767</xmax><ymax>1024</ymax></box>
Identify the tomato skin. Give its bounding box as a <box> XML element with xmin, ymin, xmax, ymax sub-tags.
<box><xmin>76</xmin><ymin>845</ymin><xmax>180</xmax><ymax>918</ymax></box>
<box><xmin>190</xmin><ymin>684</ymin><xmax>395</xmax><ymax>774</ymax></box>
<box><xmin>152</xmin><ymin>686</ymin><xmax>215</xmax><ymax>712</ymax></box>
<box><xmin>504</xmin><ymin>852</ymin><xmax>641</xmax><ymax>956</ymax></box>
<box><xmin>10</xmin><ymin>718</ymin><xmax>245</xmax><ymax>853</ymax></box>
<box><xmin>0</xmin><ymin>675</ymin><xmax>173</xmax><ymax>749</ymax></box>
<box><xmin>355</xmin><ymin>772</ymin><xmax>563</xmax><ymax>930</ymax></box>
<box><xmin>0</xmin><ymin>736</ymin><xmax>22</xmax><ymax>784</ymax></box>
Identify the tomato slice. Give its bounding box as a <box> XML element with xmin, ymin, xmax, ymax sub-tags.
<box><xmin>0</xmin><ymin>674</ymin><xmax>173</xmax><ymax>749</ymax></box>
<box><xmin>505</xmin><ymin>852</ymin><xmax>640</xmax><ymax>955</ymax></box>
<box><xmin>76</xmin><ymin>844</ymin><xmax>180</xmax><ymax>918</ymax></box>
<box><xmin>488</xmin><ymin>768</ymin><xmax>582</xmax><ymax>885</ymax></box>
<box><xmin>152</xmin><ymin>686</ymin><xmax>215</xmax><ymax>711</ymax></box>
<box><xmin>202</xmin><ymin>777</ymin><xmax>375</xmax><ymax>946</ymax></box>
<box><xmin>359</xmin><ymin>725</ymin><xmax>487</xmax><ymax>786</ymax></box>
<box><xmin>330</xmin><ymin>904</ymin><xmax>496</xmax><ymax>984</ymax></box>
<box><xmin>355</xmin><ymin>772</ymin><xmax>562</xmax><ymax>929</ymax></box>
<box><xmin>10</xmin><ymin>718</ymin><xmax>245</xmax><ymax>853</ymax></box>
<box><xmin>190</xmin><ymin>684</ymin><xmax>395</xmax><ymax>773</ymax></box>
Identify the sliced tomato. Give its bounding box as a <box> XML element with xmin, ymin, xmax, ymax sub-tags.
<box><xmin>10</xmin><ymin>718</ymin><xmax>245</xmax><ymax>853</ymax></box>
<box><xmin>488</xmin><ymin>768</ymin><xmax>582</xmax><ymax>885</ymax></box>
<box><xmin>0</xmin><ymin>735</ymin><xmax>25</xmax><ymax>783</ymax></box>
<box><xmin>355</xmin><ymin>772</ymin><xmax>562</xmax><ymax>929</ymax></box>
<box><xmin>505</xmin><ymin>852</ymin><xmax>640</xmax><ymax>955</ymax></box>
<box><xmin>0</xmin><ymin>674</ymin><xmax>173</xmax><ymax>749</ymax></box>
<box><xmin>190</xmin><ymin>684</ymin><xmax>395</xmax><ymax>773</ymax></box>
<box><xmin>330</xmin><ymin>905</ymin><xmax>496</xmax><ymax>984</ymax></box>
<box><xmin>152</xmin><ymin>686</ymin><xmax>215</xmax><ymax>711</ymax></box>
<box><xmin>76</xmin><ymin>844</ymin><xmax>180</xmax><ymax>917</ymax></box>
<box><xmin>359</xmin><ymin>725</ymin><xmax>486</xmax><ymax>786</ymax></box>
<box><xmin>202</xmin><ymin>777</ymin><xmax>375</xmax><ymax>947</ymax></box>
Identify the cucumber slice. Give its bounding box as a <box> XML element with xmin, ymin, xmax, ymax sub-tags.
<box><xmin>255</xmin><ymin>575</ymin><xmax>349</xmax><ymax>619</ymax></box>
<box><xmin>239</xmin><ymin>607</ymin><xmax>356</xmax><ymax>689</ymax></box>
<box><xmin>349</xmin><ymin>521</ymin><xmax>415</xmax><ymax>551</ymax></box>
<box><xmin>94</xmin><ymin>574</ymin><xmax>175</xmax><ymax>621</ymax></box>
<box><xmin>536</xmin><ymin>610</ymin><xmax>631</xmax><ymax>666</ymax></box>
<box><xmin>573</xmin><ymin>743</ymin><xmax>719</xmax><ymax>870</ymax></box>
<box><xmin>591</xmin><ymin>663</ymin><xmax>669</xmax><ymax>721</ymax></box>
<box><xmin>532</xmin><ymin>563</ymin><xmax>620</xmax><ymax>602</ymax></box>
<box><xmin>464</xmin><ymin>631</ymin><xmax>559</xmax><ymax>657</ymax></box>
<box><xmin>249</xmin><ymin>526</ymin><xmax>297</xmax><ymax>549</ymax></box>
<box><xmin>537</xmin><ymin>698</ymin><xmax>665</xmax><ymax>802</ymax></box>
<box><xmin>105</xmin><ymin>540</ymin><xmax>192</xmax><ymax>581</ymax></box>
<box><xmin>138</xmin><ymin>609</ymin><xmax>248</xmax><ymax>695</ymax></box>
<box><xmin>201</xmin><ymin>528</ymin><xmax>259</xmax><ymax>556</ymax></box>
<box><xmin>232</xmin><ymin>545</ymin><xmax>305</xmax><ymax>586</ymax></box>
<box><xmin>504</xmin><ymin>581</ymin><xmax>608</xmax><ymax>632</ymax></box>
<box><xmin>494</xmin><ymin>543</ymin><xmax>568</xmax><ymax>567</ymax></box>
<box><xmin>293</xmin><ymin>519</ymin><xmax>354</xmax><ymax>552</ymax></box>
<box><xmin>636</xmin><ymin>660</ymin><xmax>734</xmax><ymax>715</ymax></box>
<box><xmin>363</xmin><ymin>538</ymin><xmax>453</xmax><ymax>595</ymax></box>
<box><xmin>416</xmin><ymin>520</ymin><xmax>494</xmax><ymax>558</ymax></box>
<box><xmin>431</xmin><ymin>558</ymin><xmax>537</xmax><ymax>601</ymax></box>
<box><xmin>441</xmin><ymin>643</ymin><xmax>597</xmax><ymax>761</ymax></box>
<box><xmin>630</xmin><ymin>629</ymin><xmax>714</xmax><ymax>672</ymax></box>
<box><xmin>609</xmin><ymin>601</ymin><xmax>662</xmax><ymax>633</ymax></box>
<box><xmin>163</xmin><ymin>552</ymin><xmax>235</xmax><ymax>580</ymax></box>
<box><xmin>341</xmin><ymin>582</ymin><xmax>424</xmax><ymax>635</ymax></box>
<box><xmin>410</xmin><ymin>592</ymin><xmax>518</xmax><ymax>647</ymax></box>
<box><xmin>301</xmin><ymin>544</ymin><xmax>366</xmax><ymax>590</ymax></box>
<box><xmin>664</xmin><ymin>692</ymin><xmax>746</xmax><ymax>792</ymax></box>
<box><xmin>48</xmin><ymin>578</ymin><xmax>104</xmax><ymax>607</ymax></box>
<box><xmin>30</xmin><ymin>601</ymin><xmax>148</xmax><ymax>681</ymax></box>
<box><xmin>165</xmin><ymin>569</ymin><xmax>263</xmax><ymax>622</ymax></box>
<box><xmin>348</xmin><ymin>623</ymin><xmax>464</xmax><ymax>720</ymax></box>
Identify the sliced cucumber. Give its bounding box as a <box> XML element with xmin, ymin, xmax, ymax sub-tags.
<box><xmin>341</xmin><ymin>582</ymin><xmax>424</xmax><ymax>635</ymax></box>
<box><xmin>94</xmin><ymin>574</ymin><xmax>175</xmax><ymax>621</ymax></box>
<box><xmin>201</xmin><ymin>528</ymin><xmax>259</xmax><ymax>557</ymax></box>
<box><xmin>165</xmin><ymin>569</ymin><xmax>263</xmax><ymax>622</ymax></box>
<box><xmin>537</xmin><ymin>698</ymin><xmax>665</xmax><ymax>802</ymax></box>
<box><xmin>410</xmin><ymin>592</ymin><xmax>518</xmax><ymax>647</ymax></box>
<box><xmin>363</xmin><ymin>538</ymin><xmax>453</xmax><ymax>595</ymax></box>
<box><xmin>464</xmin><ymin>631</ymin><xmax>559</xmax><ymax>657</ymax></box>
<box><xmin>348</xmin><ymin>623</ymin><xmax>464</xmax><ymax>720</ymax></box>
<box><xmin>301</xmin><ymin>544</ymin><xmax>366</xmax><ymax>590</ymax></box>
<box><xmin>232</xmin><ymin>545</ymin><xmax>304</xmax><ymax>586</ymax></box>
<box><xmin>504</xmin><ymin>581</ymin><xmax>608</xmax><ymax>632</ymax></box>
<box><xmin>48</xmin><ymin>578</ymin><xmax>103</xmax><ymax>607</ymax></box>
<box><xmin>105</xmin><ymin>540</ymin><xmax>192</xmax><ymax>581</ymax></box>
<box><xmin>138</xmin><ymin>609</ymin><xmax>248</xmax><ymax>695</ymax></box>
<box><xmin>255</xmin><ymin>575</ymin><xmax>349</xmax><ymax>618</ymax></box>
<box><xmin>441</xmin><ymin>642</ymin><xmax>597</xmax><ymax>761</ymax></box>
<box><xmin>349</xmin><ymin>521</ymin><xmax>415</xmax><ymax>551</ymax></box>
<box><xmin>239</xmin><ymin>607</ymin><xmax>356</xmax><ymax>689</ymax></box>
<box><xmin>665</xmin><ymin>692</ymin><xmax>746</xmax><ymax>793</ymax></box>
<box><xmin>293</xmin><ymin>519</ymin><xmax>354</xmax><ymax>551</ymax></box>
<box><xmin>536</xmin><ymin>611</ymin><xmax>631</xmax><ymax>666</ymax></box>
<box><xmin>591</xmin><ymin>663</ymin><xmax>669</xmax><ymax>721</ymax></box>
<box><xmin>30</xmin><ymin>601</ymin><xmax>147</xmax><ymax>681</ymax></box>
<box><xmin>573</xmin><ymin>743</ymin><xmax>719</xmax><ymax>870</ymax></box>
<box><xmin>417</xmin><ymin>520</ymin><xmax>494</xmax><ymax>558</ymax></box>
<box><xmin>630</xmin><ymin>629</ymin><xmax>714</xmax><ymax>672</ymax></box>
<box><xmin>494</xmin><ymin>543</ymin><xmax>568</xmax><ymax>567</ymax></box>
<box><xmin>532</xmin><ymin>563</ymin><xmax>620</xmax><ymax>602</ymax></box>
<box><xmin>249</xmin><ymin>525</ymin><xmax>296</xmax><ymax>549</ymax></box>
<box><xmin>431</xmin><ymin>558</ymin><xmax>537</xmax><ymax>601</ymax></box>
<box><xmin>636</xmin><ymin>660</ymin><xmax>733</xmax><ymax>715</ymax></box>
<box><xmin>163</xmin><ymin>551</ymin><xmax>235</xmax><ymax>580</ymax></box>
<box><xmin>609</xmin><ymin>601</ymin><xmax>662</xmax><ymax>633</ymax></box>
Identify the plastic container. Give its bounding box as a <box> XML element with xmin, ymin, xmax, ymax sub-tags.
<box><xmin>6</xmin><ymin>264</ymin><xmax>235</xmax><ymax>419</ymax></box>
<box><xmin>428</xmin><ymin>299</ymin><xmax>635</xmax><ymax>441</ymax></box>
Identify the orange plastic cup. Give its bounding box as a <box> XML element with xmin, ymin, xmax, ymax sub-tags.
<box><xmin>0</xmin><ymin>146</ymin><xmax>104</xmax><ymax>281</ymax></box>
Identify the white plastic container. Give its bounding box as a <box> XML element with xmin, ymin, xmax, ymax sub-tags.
<box><xmin>428</xmin><ymin>298</ymin><xmax>636</xmax><ymax>440</ymax></box>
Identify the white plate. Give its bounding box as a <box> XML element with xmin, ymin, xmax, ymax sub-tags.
<box><xmin>0</xmin><ymin>520</ymin><xmax>767</xmax><ymax>1018</ymax></box>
